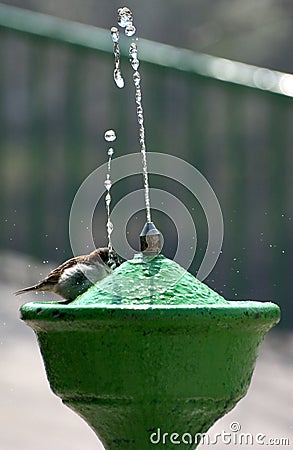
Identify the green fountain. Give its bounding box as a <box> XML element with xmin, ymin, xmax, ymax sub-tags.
<box><xmin>20</xmin><ymin>247</ymin><xmax>280</xmax><ymax>450</ymax></box>
<box><xmin>20</xmin><ymin>6</ymin><xmax>280</xmax><ymax>450</ymax></box>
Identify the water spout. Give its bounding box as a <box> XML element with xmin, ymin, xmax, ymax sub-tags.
<box><xmin>111</xmin><ymin>7</ymin><xmax>156</xmax><ymax>238</ymax></box>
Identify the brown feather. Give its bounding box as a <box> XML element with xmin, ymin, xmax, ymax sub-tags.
<box><xmin>15</xmin><ymin>280</ymin><xmax>54</xmax><ymax>295</ymax></box>
<box><xmin>14</xmin><ymin>248</ymin><xmax>112</xmax><ymax>298</ymax></box>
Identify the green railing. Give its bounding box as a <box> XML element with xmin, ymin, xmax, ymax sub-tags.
<box><xmin>0</xmin><ymin>4</ymin><xmax>292</xmax><ymax>326</ymax></box>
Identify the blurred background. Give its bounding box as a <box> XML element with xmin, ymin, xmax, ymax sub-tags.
<box><xmin>0</xmin><ymin>1</ymin><xmax>292</xmax><ymax>449</ymax></box>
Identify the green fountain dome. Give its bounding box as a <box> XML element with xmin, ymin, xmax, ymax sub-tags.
<box><xmin>21</xmin><ymin>254</ymin><xmax>280</xmax><ymax>327</ymax></box>
<box><xmin>73</xmin><ymin>253</ymin><xmax>228</xmax><ymax>306</ymax></box>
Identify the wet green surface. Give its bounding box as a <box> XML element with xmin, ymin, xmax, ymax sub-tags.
<box><xmin>68</xmin><ymin>254</ymin><xmax>227</xmax><ymax>306</ymax></box>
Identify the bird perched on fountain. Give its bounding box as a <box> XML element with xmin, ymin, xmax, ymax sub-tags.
<box><xmin>15</xmin><ymin>248</ymin><xmax>121</xmax><ymax>303</ymax></box>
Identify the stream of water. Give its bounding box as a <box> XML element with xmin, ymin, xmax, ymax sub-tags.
<box><xmin>104</xmin><ymin>129</ymin><xmax>116</xmax><ymax>254</ymax></box>
<box><xmin>111</xmin><ymin>6</ymin><xmax>152</xmax><ymax>224</ymax></box>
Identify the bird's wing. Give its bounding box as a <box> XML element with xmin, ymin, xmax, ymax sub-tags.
<box><xmin>44</xmin><ymin>255</ymin><xmax>86</xmax><ymax>284</ymax></box>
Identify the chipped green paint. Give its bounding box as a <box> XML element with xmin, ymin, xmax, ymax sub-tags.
<box><xmin>20</xmin><ymin>254</ymin><xmax>280</xmax><ymax>450</ymax></box>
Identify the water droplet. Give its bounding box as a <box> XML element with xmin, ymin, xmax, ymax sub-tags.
<box><xmin>114</xmin><ymin>68</ymin><xmax>125</xmax><ymax>88</ymax></box>
<box><xmin>137</xmin><ymin>105</ymin><xmax>144</xmax><ymax>124</ymax></box>
<box><xmin>114</xmin><ymin>44</ymin><xmax>120</xmax><ymax>59</ymax></box>
<box><xmin>117</xmin><ymin>7</ymin><xmax>133</xmax><ymax>28</ymax></box>
<box><xmin>111</xmin><ymin>26</ymin><xmax>119</xmax><ymax>43</ymax></box>
<box><xmin>125</xmin><ymin>24</ymin><xmax>136</xmax><ymax>37</ymax></box>
<box><xmin>108</xmin><ymin>147</ymin><xmax>114</xmax><ymax>156</ymax></box>
<box><xmin>137</xmin><ymin>105</ymin><xmax>143</xmax><ymax>115</ymax></box>
<box><xmin>104</xmin><ymin>129</ymin><xmax>116</xmax><ymax>142</ymax></box>
<box><xmin>131</xmin><ymin>58</ymin><xmax>139</xmax><ymax>70</ymax></box>
<box><xmin>104</xmin><ymin>179</ymin><xmax>112</xmax><ymax>191</ymax></box>
<box><xmin>129</xmin><ymin>43</ymin><xmax>138</xmax><ymax>59</ymax></box>
<box><xmin>133</xmin><ymin>71</ymin><xmax>140</xmax><ymax>87</ymax></box>
<box><xmin>105</xmin><ymin>193</ymin><xmax>111</xmax><ymax>206</ymax></box>
<box><xmin>135</xmin><ymin>88</ymin><xmax>142</xmax><ymax>103</ymax></box>
<box><xmin>107</xmin><ymin>220</ymin><xmax>114</xmax><ymax>234</ymax></box>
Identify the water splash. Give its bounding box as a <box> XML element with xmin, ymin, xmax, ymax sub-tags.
<box><xmin>103</xmin><ymin>130</ymin><xmax>116</xmax><ymax>253</ymax></box>
<box><xmin>112</xmin><ymin>7</ymin><xmax>152</xmax><ymax>223</ymax></box>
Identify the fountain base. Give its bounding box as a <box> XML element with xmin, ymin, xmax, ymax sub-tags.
<box><xmin>23</xmin><ymin>303</ymin><xmax>279</xmax><ymax>449</ymax></box>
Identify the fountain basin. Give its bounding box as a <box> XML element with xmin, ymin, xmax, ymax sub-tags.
<box><xmin>20</xmin><ymin>256</ymin><xmax>280</xmax><ymax>449</ymax></box>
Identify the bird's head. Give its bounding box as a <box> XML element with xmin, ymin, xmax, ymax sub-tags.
<box><xmin>91</xmin><ymin>247</ymin><xmax>121</xmax><ymax>270</ymax></box>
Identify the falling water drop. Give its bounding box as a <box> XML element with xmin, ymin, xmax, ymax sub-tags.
<box><xmin>105</xmin><ymin>193</ymin><xmax>111</xmax><ymax>207</ymax></box>
<box><xmin>135</xmin><ymin>88</ymin><xmax>142</xmax><ymax>103</ymax></box>
<box><xmin>131</xmin><ymin>58</ymin><xmax>139</xmax><ymax>70</ymax></box>
<box><xmin>104</xmin><ymin>178</ymin><xmax>112</xmax><ymax>191</ymax></box>
<box><xmin>107</xmin><ymin>220</ymin><xmax>114</xmax><ymax>235</ymax></box>
<box><xmin>137</xmin><ymin>105</ymin><xmax>143</xmax><ymax>116</ymax></box>
<box><xmin>111</xmin><ymin>20</ymin><xmax>124</xmax><ymax>90</ymax></box>
<box><xmin>137</xmin><ymin>113</ymin><xmax>144</xmax><ymax>125</ymax></box>
<box><xmin>129</xmin><ymin>43</ymin><xmax>138</xmax><ymax>59</ymax></box>
<box><xmin>125</xmin><ymin>25</ymin><xmax>136</xmax><ymax>37</ymax></box>
<box><xmin>108</xmin><ymin>147</ymin><xmax>114</xmax><ymax>156</ymax></box>
<box><xmin>111</xmin><ymin>26</ymin><xmax>119</xmax><ymax>43</ymax></box>
<box><xmin>133</xmin><ymin>71</ymin><xmax>141</xmax><ymax>87</ymax></box>
<box><xmin>104</xmin><ymin>129</ymin><xmax>117</xmax><ymax>142</ymax></box>
<box><xmin>114</xmin><ymin>68</ymin><xmax>125</xmax><ymax>88</ymax></box>
<box><xmin>117</xmin><ymin>7</ymin><xmax>133</xmax><ymax>28</ymax></box>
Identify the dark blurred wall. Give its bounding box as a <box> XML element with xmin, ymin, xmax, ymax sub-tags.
<box><xmin>1</xmin><ymin>0</ymin><xmax>293</xmax><ymax>72</ymax></box>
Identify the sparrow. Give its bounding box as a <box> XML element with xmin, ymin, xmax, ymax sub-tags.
<box><xmin>15</xmin><ymin>248</ymin><xmax>121</xmax><ymax>303</ymax></box>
